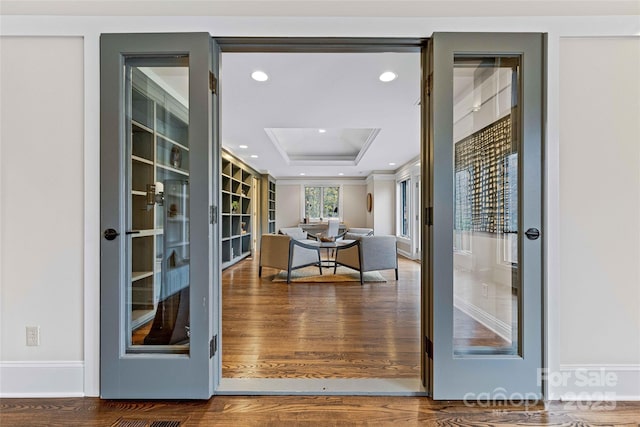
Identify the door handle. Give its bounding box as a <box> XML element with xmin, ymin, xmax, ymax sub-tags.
<box><xmin>125</xmin><ymin>230</ymin><xmax>140</xmax><ymax>235</ymax></box>
<box><xmin>103</xmin><ymin>228</ymin><xmax>120</xmax><ymax>241</ymax></box>
<box><xmin>525</xmin><ymin>228</ymin><xmax>540</xmax><ymax>240</ymax></box>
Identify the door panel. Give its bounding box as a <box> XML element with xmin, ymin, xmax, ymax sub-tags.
<box><xmin>428</xmin><ymin>33</ymin><xmax>543</xmax><ymax>400</ymax></box>
<box><xmin>100</xmin><ymin>33</ymin><xmax>218</xmax><ymax>398</ymax></box>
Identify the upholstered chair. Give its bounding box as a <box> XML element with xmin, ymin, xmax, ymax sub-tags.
<box><xmin>279</xmin><ymin>227</ymin><xmax>308</xmax><ymax>240</ymax></box>
<box><xmin>334</xmin><ymin>235</ymin><xmax>398</xmax><ymax>285</ymax></box>
<box><xmin>259</xmin><ymin>234</ymin><xmax>321</xmax><ymax>283</ymax></box>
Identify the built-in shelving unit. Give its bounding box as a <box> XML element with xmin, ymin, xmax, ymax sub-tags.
<box><xmin>261</xmin><ymin>174</ymin><xmax>276</xmax><ymax>235</ymax></box>
<box><xmin>129</xmin><ymin>68</ymin><xmax>189</xmax><ymax>332</ymax></box>
<box><xmin>221</xmin><ymin>152</ymin><xmax>255</xmax><ymax>269</ymax></box>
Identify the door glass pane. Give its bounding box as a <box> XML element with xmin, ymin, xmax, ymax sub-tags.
<box><xmin>126</xmin><ymin>57</ymin><xmax>190</xmax><ymax>354</ymax></box>
<box><xmin>452</xmin><ymin>56</ymin><xmax>520</xmax><ymax>356</ymax></box>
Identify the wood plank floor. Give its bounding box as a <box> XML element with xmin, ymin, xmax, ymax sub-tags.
<box><xmin>4</xmin><ymin>256</ymin><xmax>640</xmax><ymax>426</ymax></box>
<box><xmin>2</xmin><ymin>397</ymin><xmax>640</xmax><ymax>426</ymax></box>
<box><xmin>222</xmin><ymin>254</ymin><xmax>422</xmax><ymax>378</ymax></box>
<box><xmin>222</xmin><ymin>254</ymin><xmax>509</xmax><ymax>379</ymax></box>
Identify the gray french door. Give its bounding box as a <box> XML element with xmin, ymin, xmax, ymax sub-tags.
<box><xmin>100</xmin><ymin>33</ymin><xmax>220</xmax><ymax>398</ymax></box>
<box><xmin>426</xmin><ymin>33</ymin><xmax>544</xmax><ymax>399</ymax></box>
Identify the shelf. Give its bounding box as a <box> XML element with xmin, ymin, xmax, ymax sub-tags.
<box><xmin>128</xmin><ymin>69</ymin><xmax>191</xmax><ymax>343</ymax></box>
<box><xmin>132</xmin><ymin>271</ymin><xmax>154</xmax><ymax>282</ymax></box>
<box><xmin>131</xmin><ymin>119</ymin><xmax>153</xmax><ymax>134</ymax></box>
<box><xmin>132</xmin><ymin>155</ymin><xmax>154</xmax><ymax>166</ymax></box>
<box><xmin>221</xmin><ymin>151</ymin><xmax>255</xmax><ymax>269</ymax></box>
<box><xmin>157</xmin><ymin>163</ymin><xmax>189</xmax><ymax>176</ymax></box>
<box><xmin>157</xmin><ymin>133</ymin><xmax>190</xmax><ymax>152</ymax></box>
<box><xmin>131</xmin><ymin>229</ymin><xmax>162</xmax><ymax>238</ymax></box>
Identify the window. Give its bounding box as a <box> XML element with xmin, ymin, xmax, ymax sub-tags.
<box><xmin>304</xmin><ymin>186</ymin><xmax>340</xmax><ymax>220</ymax></box>
<box><xmin>399</xmin><ymin>179</ymin><xmax>410</xmax><ymax>237</ymax></box>
<box><xmin>501</xmin><ymin>152</ymin><xmax>518</xmax><ymax>264</ymax></box>
<box><xmin>454</xmin><ymin>169</ymin><xmax>472</xmax><ymax>253</ymax></box>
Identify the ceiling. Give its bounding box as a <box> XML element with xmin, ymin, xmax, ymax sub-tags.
<box><xmin>2</xmin><ymin>0</ymin><xmax>637</xmax><ymax>16</ymax></box>
<box><xmin>220</xmin><ymin>52</ymin><xmax>421</xmax><ymax>178</ymax></box>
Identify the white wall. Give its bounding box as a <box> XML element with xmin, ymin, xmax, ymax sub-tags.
<box><xmin>0</xmin><ymin>36</ymin><xmax>85</xmax><ymax>395</ymax></box>
<box><xmin>342</xmin><ymin>184</ymin><xmax>367</xmax><ymax>228</ymax></box>
<box><xmin>558</xmin><ymin>38</ymin><xmax>640</xmax><ymax>382</ymax></box>
<box><xmin>369</xmin><ymin>176</ymin><xmax>396</xmax><ymax>236</ymax></box>
<box><xmin>274</xmin><ymin>183</ymin><xmax>301</xmax><ymax>231</ymax></box>
<box><xmin>0</xmin><ymin>13</ymin><xmax>638</xmax><ymax>400</ymax></box>
<box><xmin>275</xmin><ymin>181</ymin><xmax>368</xmax><ymax>231</ymax></box>
<box><xmin>365</xmin><ymin>179</ymin><xmax>374</xmax><ymax>229</ymax></box>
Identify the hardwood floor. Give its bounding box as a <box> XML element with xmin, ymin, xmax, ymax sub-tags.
<box><xmin>2</xmin><ymin>397</ymin><xmax>640</xmax><ymax>426</ymax></box>
<box><xmin>222</xmin><ymin>254</ymin><xmax>422</xmax><ymax>379</ymax></box>
<box><xmin>4</xmin><ymin>255</ymin><xmax>639</xmax><ymax>426</ymax></box>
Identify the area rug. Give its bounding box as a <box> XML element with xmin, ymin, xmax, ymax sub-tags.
<box><xmin>271</xmin><ymin>266</ymin><xmax>386</xmax><ymax>283</ymax></box>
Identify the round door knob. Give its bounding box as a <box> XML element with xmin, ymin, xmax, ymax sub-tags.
<box><xmin>525</xmin><ymin>228</ymin><xmax>540</xmax><ymax>240</ymax></box>
<box><xmin>103</xmin><ymin>228</ymin><xmax>120</xmax><ymax>241</ymax></box>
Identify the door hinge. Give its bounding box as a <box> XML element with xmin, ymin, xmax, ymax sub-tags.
<box><xmin>425</xmin><ymin>336</ymin><xmax>433</xmax><ymax>359</ymax></box>
<box><xmin>425</xmin><ymin>206</ymin><xmax>433</xmax><ymax>226</ymax></box>
<box><xmin>209</xmin><ymin>71</ymin><xmax>217</xmax><ymax>95</ymax></box>
<box><xmin>425</xmin><ymin>73</ymin><xmax>432</xmax><ymax>97</ymax></box>
<box><xmin>210</xmin><ymin>335</ymin><xmax>217</xmax><ymax>358</ymax></box>
<box><xmin>210</xmin><ymin>205</ymin><xmax>218</xmax><ymax>224</ymax></box>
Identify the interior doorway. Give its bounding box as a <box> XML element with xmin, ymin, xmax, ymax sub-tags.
<box><xmin>216</xmin><ymin>39</ymin><xmax>425</xmax><ymax>394</ymax></box>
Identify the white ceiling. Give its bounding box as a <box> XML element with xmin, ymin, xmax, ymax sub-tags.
<box><xmin>2</xmin><ymin>0</ymin><xmax>637</xmax><ymax>17</ymax></box>
<box><xmin>220</xmin><ymin>52</ymin><xmax>421</xmax><ymax>178</ymax></box>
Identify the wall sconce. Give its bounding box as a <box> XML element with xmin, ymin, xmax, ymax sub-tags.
<box><xmin>146</xmin><ymin>181</ymin><xmax>164</xmax><ymax>208</ymax></box>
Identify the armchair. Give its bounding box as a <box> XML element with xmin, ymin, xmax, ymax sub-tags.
<box><xmin>334</xmin><ymin>235</ymin><xmax>398</xmax><ymax>285</ymax></box>
<box><xmin>344</xmin><ymin>227</ymin><xmax>374</xmax><ymax>240</ymax></box>
<box><xmin>259</xmin><ymin>234</ymin><xmax>322</xmax><ymax>283</ymax></box>
<box><xmin>279</xmin><ymin>227</ymin><xmax>308</xmax><ymax>240</ymax></box>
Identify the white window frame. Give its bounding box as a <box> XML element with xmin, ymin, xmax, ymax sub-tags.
<box><xmin>397</xmin><ymin>178</ymin><xmax>411</xmax><ymax>238</ymax></box>
<box><xmin>300</xmin><ymin>183</ymin><xmax>343</xmax><ymax>222</ymax></box>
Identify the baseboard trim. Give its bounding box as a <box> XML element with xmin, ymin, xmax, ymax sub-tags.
<box><xmin>549</xmin><ymin>364</ymin><xmax>640</xmax><ymax>401</ymax></box>
<box><xmin>217</xmin><ymin>378</ymin><xmax>427</xmax><ymax>396</ymax></box>
<box><xmin>454</xmin><ymin>295</ymin><xmax>512</xmax><ymax>342</ymax></box>
<box><xmin>0</xmin><ymin>361</ymin><xmax>84</xmax><ymax>397</ymax></box>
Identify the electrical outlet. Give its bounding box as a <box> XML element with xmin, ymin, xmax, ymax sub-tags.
<box><xmin>481</xmin><ymin>283</ymin><xmax>489</xmax><ymax>298</ymax></box>
<box><xmin>26</xmin><ymin>326</ymin><xmax>40</xmax><ymax>346</ymax></box>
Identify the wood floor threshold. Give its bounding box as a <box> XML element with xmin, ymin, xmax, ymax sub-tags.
<box><xmin>217</xmin><ymin>378</ymin><xmax>428</xmax><ymax>396</ymax></box>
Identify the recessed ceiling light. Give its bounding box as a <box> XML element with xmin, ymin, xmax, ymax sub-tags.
<box><xmin>300</xmin><ymin>172</ymin><xmax>305</xmax><ymax>176</ymax></box>
<box><xmin>318</xmin><ymin>129</ymin><xmax>326</xmax><ymax>133</ymax></box>
<box><xmin>251</xmin><ymin>71</ymin><xmax>269</xmax><ymax>82</ymax></box>
<box><xmin>379</xmin><ymin>71</ymin><xmax>397</xmax><ymax>82</ymax></box>
<box><xmin>389</xmin><ymin>162</ymin><xmax>396</xmax><ymax>166</ymax></box>
<box><xmin>338</xmin><ymin>172</ymin><xmax>344</xmax><ymax>176</ymax></box>
<box><xmin>239</xmin><ymin>145</ymin><xmax>248</xmax><ymax>149</ymax></box>
<box><xmin>250</xmin><ymin>154</ymin><xmax>258</xmax><ymax>158</ymax></box>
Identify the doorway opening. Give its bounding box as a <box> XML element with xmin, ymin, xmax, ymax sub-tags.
<box><xmin>216</xmin><ymin>39</ymin><xmax>425</xmax><ymax>394</ymax></box>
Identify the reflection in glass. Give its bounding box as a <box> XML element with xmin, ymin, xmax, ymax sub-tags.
<box><xmin>125</xmin><ymin>59</ymin><xmax>190</xmax><ymax>353</ymax></box>
<box><xmin>452</xmin><ymin>56</ymin><xmax>520</xmax><ymax>356</ymax></box>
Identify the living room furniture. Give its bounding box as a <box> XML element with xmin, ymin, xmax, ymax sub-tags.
<box><xmin>346</xmin><ymin>227</ymin><xmax>374</xmax><ymax>237</ymax></box>
<box><xmin>279</xmin><ymin>227</ymin><xmax>308</xmax><ymax>240</ymax></box>
<box><xmin>298</xmin><ymin>222</ymin><xmax>347</xmax><ymax>235</ymax></box>
<box><xmin>259</xmin><ymin>234</ymin><xmax>322</xmax><ymax>283</ymax></box>
<box><xmin>221</xmin><ymin>151</ymin><xmax>258</xmax><ymax>269</ymax></box>
<box><xmin>334</xmin><ymin>235</ymin><xmax>399</xmax><ymax>285</ymax></box>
